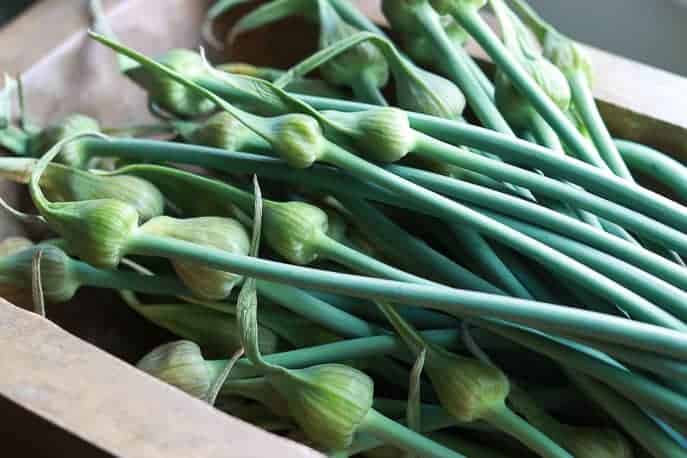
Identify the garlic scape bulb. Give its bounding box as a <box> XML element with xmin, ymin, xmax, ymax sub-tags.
<box><xmin>0</xmin><ymin>157</ymin><xmax>164</xmax><ymax>222</ymax></box>
<box><xmin>507</xmin><ymin>0</ymin><xmax>593</xmax><ymax>86</ymax></box>
<box><xmin>262</xmin><ymin>200</ymin><xmax>329</xmax><ymax>265</ymax></box>
<box><xmin>137</xmin><ymin>340</ymin><xmax>216</xmax><ymax>399</ymax></box>
<box><xmin>267</xmin><ymin>364</ymin><xmax>375</xmax><ymax>450</ymax></box>
<box><xmin>228</xmin><ymin>0</ymin><xmax>389</xmax><ymax>104</ymax></box>
<box><xmin>491</xmin><ymin>0</ymin><xmax>570</xmax><ymax>130</ymax></box>
<box><xmin>0</xmin><ymin>239</ymin><xmax>189</xmax><ymax>304</ymax></box>
<box><xmin>125</xmin><ymin>49</ymin><xmax>216</xmax><ymax>118</ymax></box>
<box><xmin>429</xmin><ymin>0</ymin><xmax>487</xmax><ymax>16</ymax></box>
<box><xmin>137</xmin><ymin>216</ymin><xmax>250</xmax><ymax>300</ymax></box>
<box><xmin>382</xmin><ymin>0</ymin><xmax>468</xmax><ymax>68</ymax></box>
<box><xmin>261</xmin><ymin>114</ymin><xmax>327</xmax><ymax>168</ymax></box>
<box><xmin>174</xmin><ymin>111</ymin><xmax>269</xmax><ymax>153</ymax></box>
<box><xmin>376</xmin><ymin>302</ymin><xmax>571</xmax><ymax>457</ymax></box>
<box><xmin>0</xmin><ymin>242</ymin><xmax>80</xmax><ymax>304</ymax></box>
<box><xmin>217</xmin><ymin>62</ymin><xmax>346</xmax><ymax>98</ymax></box>
<box><xmin>323</xmin><ymin>108</ymin><xmax>415</xmax><ymax>163</ymax></box>
<box><xmin>274</xmin><ymin>31</ymin><xmax>465</xmax><ymax>120</ymax></box>
<box><xmin>26</xmin><ymin>114</ymin><xmax>101</xmax><ymax>168</ymax></box>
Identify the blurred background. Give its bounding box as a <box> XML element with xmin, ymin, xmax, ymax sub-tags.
<box><xmin>527</xmin><ymin>0</ymin><xmax>687</xmax><ymax>76</ymax></box>
<box><xmin>2</xmin><ymin>0</ymin><xmax>686</xmax><ymax>76</ymax></box>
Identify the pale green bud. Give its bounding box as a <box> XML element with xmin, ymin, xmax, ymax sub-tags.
<box><xmin>267</xmin><ymin>364</ymin><xmax>374</xmax><ymax>450</ymax></box>
<box><xmin>263</xmin><ymin>201</ymin><xmax>328</xmax><ymax>265</ymax></box>
<box><xmin>563</xmin><ymin>426</ymin><xmax>633</xmax><ymax>458</ymax></box>
<box><xmin>138</xmin><ymin>216</ymin><xmax>250</xmax><ymax>300</ymax></box>
<box><xmin>395</xmin><ymin>66</ymin><xmax>466</xmax><ymax>120</ymax></box>
<box><xmin>44</xmin><ymin>199</ymin><xmax>139</xmax><ymax>269</ymax></box>
<box><xmin>382</xmin><ymin>1</ymin><xmax>468</xmax><ymax>68</ymax></box>
<box><xmin>27</xmin><ymin>114</ymin><xmax>100</xmax><ymax>168</ymax></box>
<box><xmin>0</xmin><ymin>157</ymin><xmax>164</xmax><ymax>222</ymax></box>
<box><xmin>265</xmin><ymin>114</ymin><xmax>326</xmax><ymax>168</ymax></box>
<box><xmin>137</xmin><ymin>340</ymin><xmax>213</xmax><ymax>399</ymax></box>
<box><xmin>526</xmin><ymin>57</ymin><xmax>571</xmax><ymax>111</ymax></box>
<box><xmin>318</xmin><ymin>19</ymin><xmax>390</xmax><ymax>93</ymax></box>
<box><xmin>129</xmin><ymin>49</ymin><xmax>215</xmax><ymax>118</ymax></box>
<box><xmin>181</xmin><ymin>112</ymin><xmax>268</xmax><ymax>152</ymax></box>
<box><xmin>544</xmin><ymin>32</ymin><xmax>594</xmax><ymax>86</ymax></box>
<box><xmin>324</xmin><ymin>108</ymin><xmax>415</xmax><ymax>162</ymax></box>
<box><xmin>0</xmin><ymin>244</ymin><xmax>80</xmax><ymax>303</ymax></box>
<box><xmin>425</xmin><ymin>347</ymin><xmax>510</xmax><ymax>422</ymax></box>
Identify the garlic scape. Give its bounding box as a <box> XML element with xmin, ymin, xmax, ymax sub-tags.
<box><xmin>376</xmin><ymin>301</ymin><xmax>572</xmax><ymax>458</ymax></box>
<box><xmin>509</xmin><ymin>385</ymin><xmax>633</xmax><ymax>458</ymax></box>
<box><xmin>508</xmin><ymin>0</ymin><xmax>634</xmax><ymax>182</ymax></box>
<box><xmin>137</xmin><ymin>216</ymin><xmax>251</xmax><ymax>300</ymax></box>
<box><xmin>125</xmin><ymin>49</ymin><xmax>217</xmax><ymax>118</ymax></box>
<box><xmin>138</xmin><ymin>340</ymin><xmax>217</xmax><ymax>399</ymax></box>
<box><xmin>275</xmin><ymin>30</ymin><xmax>465</xmax><ymax>120</ymax></box>
<box><xmin>27</xmin><ymin>135</ymin><xmax>251</xmax><ymax>300</ymax></box>
<box><xmin>126</xmin><ymin>299</ymin><xmax>280</xmax><ymax>358</ymax></box>
<box><xmin>173</xmin><ymin>111</ymin><xmax>269</xmax><ymax>153</ymax></box>
<box><xmin>382</xmin><ymin>0</ymin><xmax>499</xmax><ymax>109</ymax></box>
<box><xmin>217</xmin><ymin>62</ymin><xmax>346</xmax><ymax>99</ymax></box>
<box><xmin>81</xmin><ymin>33</ymin><xmax>687</xmax><ymax>355</ymax></box>
<box><xmin>490</xmin><ymin>0</ymin><xmax>570</xmax><ymax>132</ymax></box>
<box><xmin>227</xmin><ymin>0</ymin><xmax>389</xmax><ymax>105</ymax></box>
<box><xmin>223</xmin><ymin>363</ymin><xmax>464</xmax><ymax>456</ymax></box>
<box><xmin>0</xmin><ymin>157</ymin><xmax>164</xmax><ymax>222</ymax></box>
<box><xmin>382</xmin><ymin>1</ymin><xmax>468</xmax><ymax>69</ymax></box>
<box><xmin>433</xmin><ymin>0</ymin><xmax>614</xmax><ymax>171</ymax></box>
<box><xmin>0</xmin><ymin>239</ymin><xmax>189</xmax><ymax>304</ymax></box>
<box><xmin>26</xmin><ymin>114</ymin><xmax>102</xmax><ymax>168</ymax></box>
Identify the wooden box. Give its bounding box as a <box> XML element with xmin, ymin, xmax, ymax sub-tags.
<box><xmin>0</xmin><ymin>1</ymin><xmax>685</xmax><ymax>456</ymax></box>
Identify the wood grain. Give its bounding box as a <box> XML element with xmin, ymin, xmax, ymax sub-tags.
<box><xmin>0</xmin><ymin>300</ymin><xmax>322</xmax><ymax>458</ymax></box>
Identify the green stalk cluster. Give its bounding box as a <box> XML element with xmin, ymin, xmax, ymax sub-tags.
<box><xmin>4</xmin><ymin>1</ymin><xmax>687</xmax><ymax>454</ymax></box>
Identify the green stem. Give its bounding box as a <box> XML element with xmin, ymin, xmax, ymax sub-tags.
<box><xmin>466</xmin><ymin>56</ymin><xmax>495</xmax><ymax>100</ymax></box>
<box><xmin>121</xmin><ymin>233</ymin><xmax>687</xmax><ymax>359</ymax></box>
<box><xmin>255</xmin><ymin>280</ymin><xmax>378</xmax><ymax>338</ymax></box>
<box><xmin>321</xmin><ymin>142</ymin><xmax>685</xmax><ymax>330</ymax></box>
<box><xmin>449</xmin><ymin>224</ymin><xmax>533</xmax><ymax>299</ymax></box>
<box><xmin>0</xmin><ymin>126</ymin><xmax>30</xmax><ymax>155</ymax></box>
<box><xmin>482</xmin><ymin>403</ymin><xmax>571</xmax><ymax>458</ymax></box>
<box><xmin>413</xmin><ymin>132</ymin><xmax>687</xmax><ymax>254</ymax></box>
<box><xmin>484</xmin><ymin>210</ymin><xmax>687</xmax><ymax>322</ymax></box>
<box><xmin>335</xmin><ymin>195</ymin><xmax>502</xmax><ymax>293</ymax></box>
<box><xmin>351</xmin><ymin>70</ymin><xmax>388</xmax><ymax>106</ymax></box>
<box><xmin>314</xmin><ymin>233</ymin><xmax>435</xmax><ymax>285</ymax></box>
<box><xmin>80</xmin><ymin>139</ymin><xmax>687</xmax><ymax>294</ymax></box>
<box><xmin>390</xmin><ymin>165</ymin><xmax>687</xmax><ymax>292</ymax></box>
<box><xmin>319</xmin><ymin>293</ymin><xmax>459</xmax><ymax>330</ymax></box>
<box><xmin>528</xmin><ymin>114</ymin><xmax>603</xmax><ymax>229</ymax></box>
<box><xmin>275</xmin><ymin>92</ymin><xmax>687</xmax><ymax>233</ymax></box>
<box><xmin>484</xmin><ymin>322</ymin><xmax>687</xmax><ymax>423</ymax></box>
<box><xmin>329</xmin><ymin>0</ymin><xmax>390</xmax><ymax>38</ymax></box>
<box><xmin>568</xmin><ymin>70</ymin><xmax>634</xmax><ymax>180</ymax></box>
<box><xmin>615</xmin><ymin>139</ymin><xmax>687</xmax><ymax>201</ymax></box>
<box><xmin>577</xmin><ymin>338</ymin><xmax>687</xmax><ymax>382</ymax></box>
<box><xmin>453</xmin><ymin>7</ymin><xmax>608</xmax><ymax>172</ymax></box>
<box><xmin>71</xmin><ymin>261</ymin><xmax>191</xmax><ymax>296</ymax></box>
<box><xmin>489</xmin><ymin>244</ymin><xmax>559</xmax><ymax>303</ymax></box>
<box><xmin>217</xmin><ymin>329</ymin><xmax>461</xmax><ymax>380</ymax></box>
<box><xmin>568</xmin><ymin>370</ymin><xmax>687</xmax><ymax>458</ymax></box>
<box><xmin>412</xmin><ymin>1</ymin><xmax>513</xmax><ymax>135</ymax></box>
<box><xmin>359</xmin><ymin>409</ymin><xmax>466</xmax><ymax>458</ymax></box>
